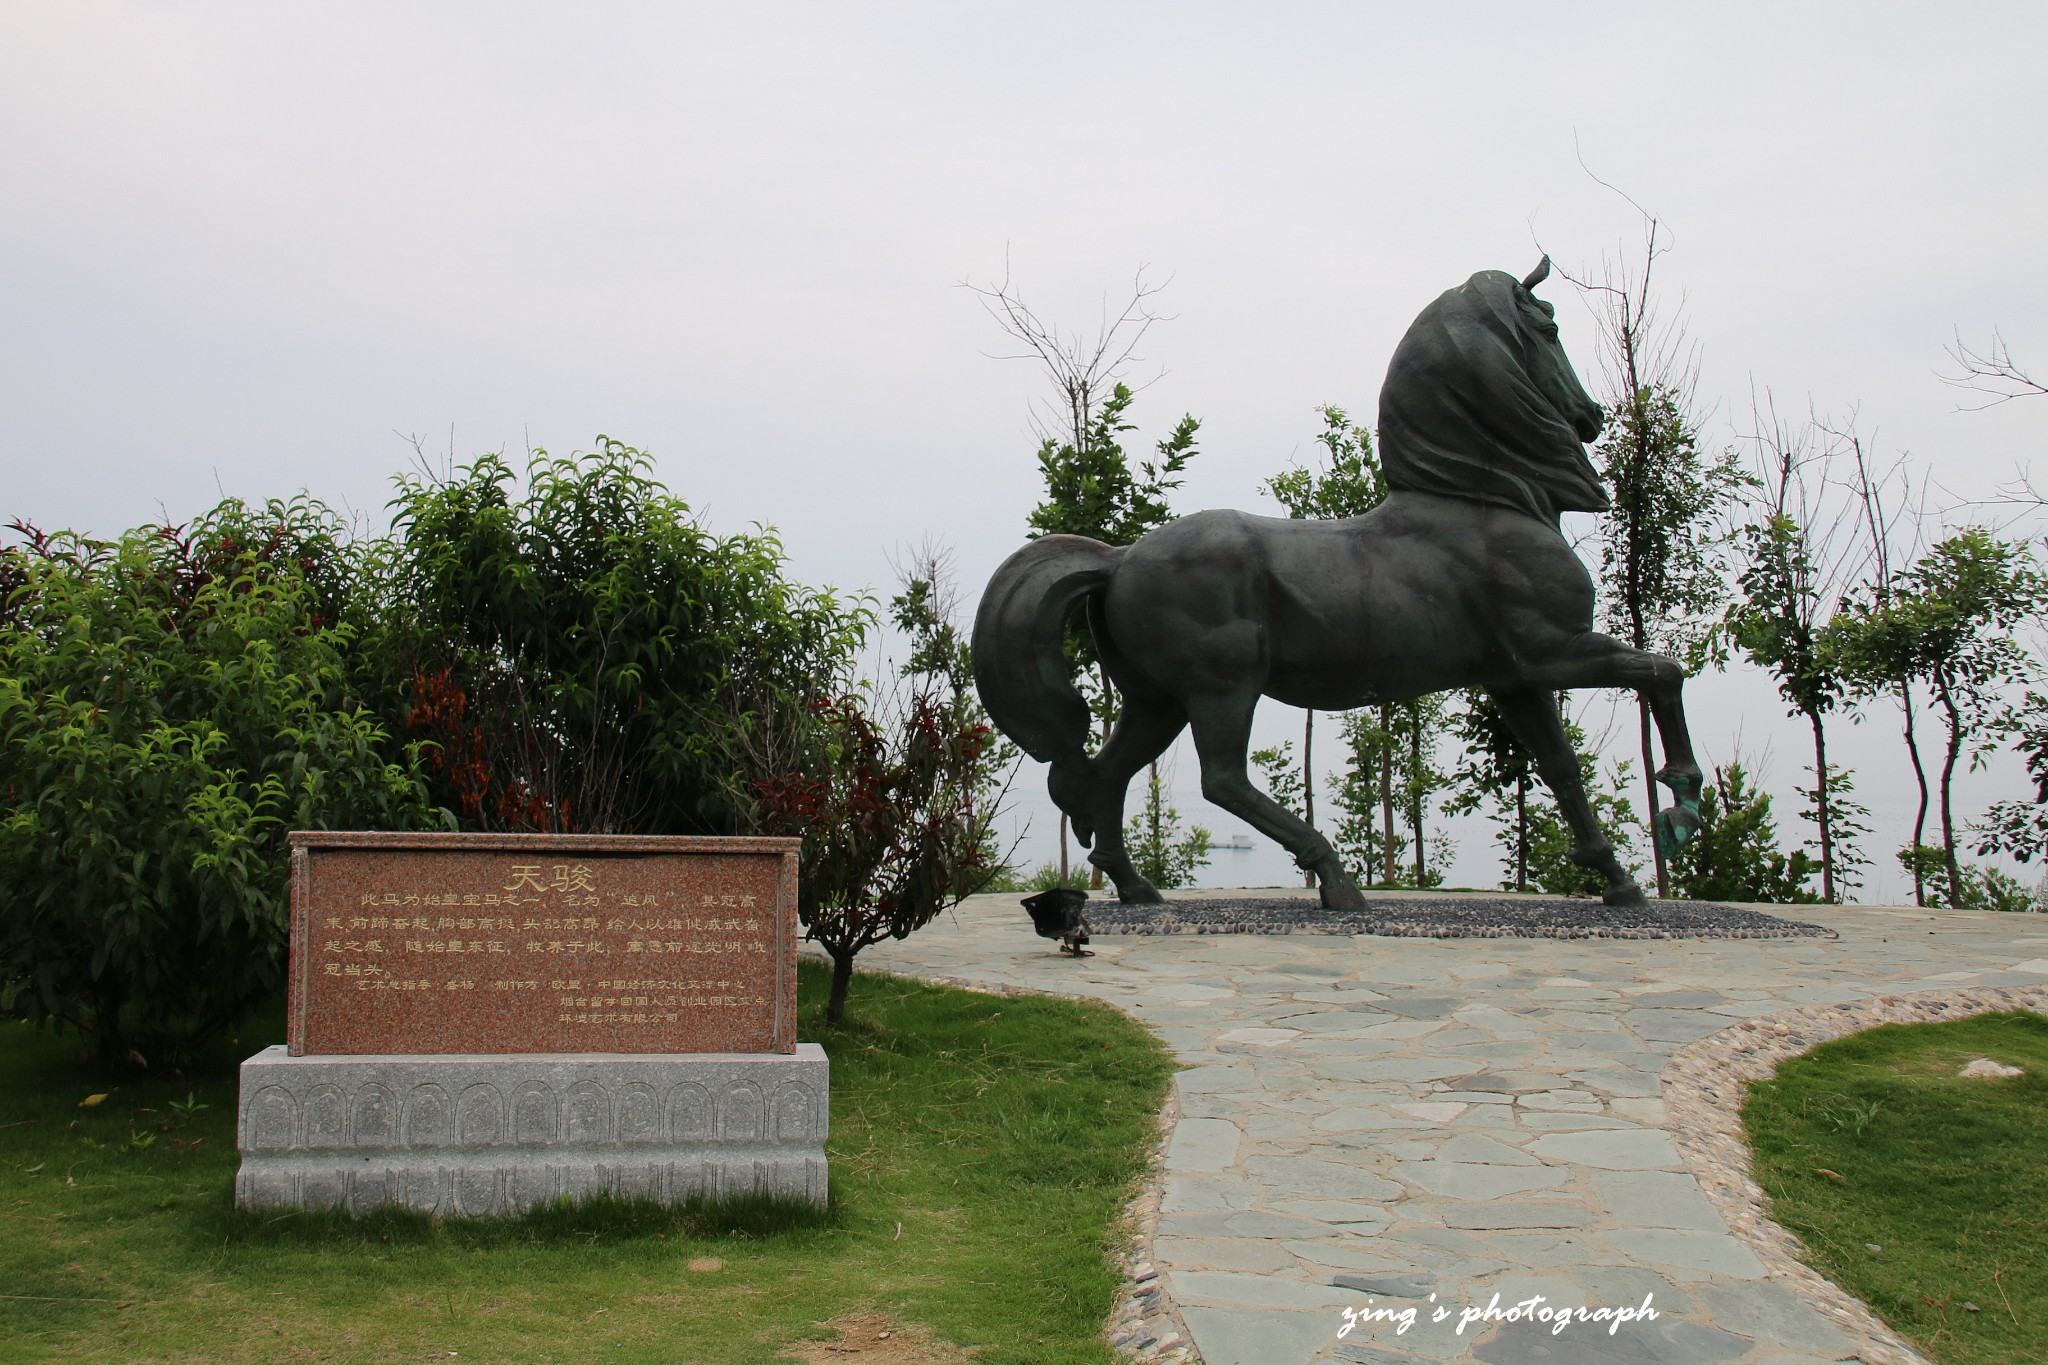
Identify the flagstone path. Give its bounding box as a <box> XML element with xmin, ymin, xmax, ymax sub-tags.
<box><xmin>844</xmin><ymin>889</ymin><xmax>2048</xmax><ymax>1365</ymax></box>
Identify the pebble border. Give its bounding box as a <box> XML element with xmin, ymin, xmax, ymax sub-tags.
<box><xmin>1084</xmin><ymin>896</ymin><xmax>1834</xmax><ymax>940</ymax></box>
<box><xmin>1103</xmin><ymin>1083</ymin><xmax>1201</xmax><ymax>1364</ymax></box>
<box><xmin>1662</xmin><ymin>983</ymin><xmax>2048</xmax><ymax>1365</ymax></box>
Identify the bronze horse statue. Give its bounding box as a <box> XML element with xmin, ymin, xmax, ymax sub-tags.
<box><xmin>972</xmin><ymin>259</ymin><xmax>1703</xmax><ymax>909</ymax></box>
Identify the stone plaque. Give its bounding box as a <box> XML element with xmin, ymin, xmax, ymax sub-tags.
<box><xmin>286</xmin><ymin>832</ymin><xmax>799</xmax><ymax>1057</ymax></box>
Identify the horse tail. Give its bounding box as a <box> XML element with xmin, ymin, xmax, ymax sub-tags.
<box><xmin>971</xmin><ymin>534</ymin><xmax>1123</xmax><ymax>845</ymax></box>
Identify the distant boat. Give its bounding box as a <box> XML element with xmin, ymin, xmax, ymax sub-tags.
<box><xmin>1208</xmin><ymin>834</ymin><xmax>1255</xmax><ymax>851</ymax></box>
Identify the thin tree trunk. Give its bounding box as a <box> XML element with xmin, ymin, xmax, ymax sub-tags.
<box><xmin>1901</xmin><ymin>683</ymin><xmax>1930</xmax><ymax>907</ymax></box>
<box><xmin>826</xmin><ymin>947</ymin><xmax>856</xmax><ymax>1025</ymax></box>
<box><xmin>1936</xmin><ymin>676</ymin><xmax>1964</xmax><ymax>907</ymax></box>
<box><xmin>1092</xmin><ymin>663</ymin><xmax>1112</xmax><ymax>890</ymax></box>
<box><xmin>1638</xmin><ymin>698</ymin><xmax>1667</xmax><ymax>897</ymax></box>
<box><xmin>1379</xmin><ymin>708</ymin><xmax>1397</xmax><ymax>885</ymax></box>
<box><xmin>1515</xmin><ymin>773</ymin><xmax>1528</xmax><ymax>893</ymax></box>
<box><xmin>1808</xmin><ymin>711</ymin><xmax>1835</xmax><ymax>903</ymax></box>
<box><xmin>1410</xmin><ymin>715</ymin><xmax>1425</xmax><ymax>886</ymax></box>
<box><xmin>1058</xmin><ymin>813</ymin><xmax>1070</xmax><ymax>887</ymax></box>
<box><xmin>1303</xmin><ymin>710</ymin><xmax>1316</xmax><ymax>889</ymax></box>
<box><xmin>1147</xmin><ymin>759</ymin><xmax>1162</xmax><ymax>884</ymax></box>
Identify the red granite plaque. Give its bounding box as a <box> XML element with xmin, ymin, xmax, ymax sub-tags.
<box><xmin>285</xmin><ymin>832</ymin><xmax>800</xmax><ymax>1056</ymax></box>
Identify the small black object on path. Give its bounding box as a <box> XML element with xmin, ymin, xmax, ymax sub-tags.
<box><xmin>1021</xmin><ymin>887</ymin><xmax>1093</xmax><ymax>955</ymax></box>
<box><xmin>1082</xmin><ymin>895</ymin><xmax>1832</xmax><ymax>941</ymax></box>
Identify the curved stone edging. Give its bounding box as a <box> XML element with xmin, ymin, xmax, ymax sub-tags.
<box><xmin>1661</xmin><ymin>984</ymin><xmax>2048</xmax><ymax>1365</ymax></box>
<box><xmin>901</xmin><ymin>970</ymin><xmax>1201</xmax><ymax>1364</ymax></box>
<box><xmin>1104</xmin><ymin>1083</ymin><xmax>1201</xmax><ymax>1364</ymax></box>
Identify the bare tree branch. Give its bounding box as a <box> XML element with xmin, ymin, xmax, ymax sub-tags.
<box><xmin>959</xmin><ymin>251</ymin><xmax>1175</xmax><ymax>450</ymax></box>
<box><xmin>1941</xmin><ymin>328</ymin><xmax>2047</xmax><ymax>409</ymax></box>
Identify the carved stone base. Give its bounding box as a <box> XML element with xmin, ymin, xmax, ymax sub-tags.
<box><xmin>234</xmin><ymin>1045</ymin><xmax>829</xmax><ymax>1214</ymax></box>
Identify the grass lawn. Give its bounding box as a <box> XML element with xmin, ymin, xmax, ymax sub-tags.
<box><xmin>0</xmin><ymin>958</ymin><xmax>1176</xmax><ymax>1365</ymax></box>
<box><xmin>1742</xmin><ymin>1009</ymin><xmax>2048</xmax><ymax>1365</ymax></box>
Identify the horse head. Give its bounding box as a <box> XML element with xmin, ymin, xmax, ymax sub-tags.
<box><xmin>1378</xmin><ymin>258</ymin><xmax>1614</xmax><ymax>521</ymax></box>
<box><xmin>1514</xmin><ymin>256</ymin><xmax>1604</xmax><ymax>444</ymax></box>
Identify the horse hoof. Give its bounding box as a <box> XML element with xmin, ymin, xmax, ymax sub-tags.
<box><xmin>1319</xmin><ymin>879</ymin><xmax>1368</xmax><ymax>911</ymax></box>
<box><xmin>1116</xmin><ymin>879</ymin><xmax>1164</xmax><ymax>905</ymax></box>
<box><xmin>1602</xmin><ymin>883</ymin><xmax>1649</xmax><ymax>908</ymax></box>
<box><xmin>1654</xmin><ymin>805</ymin><xmax>1701</xmax><ymax>861</ymax></box>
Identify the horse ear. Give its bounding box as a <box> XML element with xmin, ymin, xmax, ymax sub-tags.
<box><xmin>1522</xmin><ymin>256</ymin><xmax>1551</xmax><ymax>291</ymax></box>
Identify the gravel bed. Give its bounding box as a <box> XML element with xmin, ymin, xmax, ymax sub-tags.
<box><xmin>1079</xmin><ymin>895</ymin><xmax>1833</xmax><ymax>940</ymax></box>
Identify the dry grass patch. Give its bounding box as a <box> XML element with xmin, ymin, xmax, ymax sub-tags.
<box><xmin>783</xmin><ymin>1310</ymin><xmax>977</xmax><ymax>1364</ymax></box>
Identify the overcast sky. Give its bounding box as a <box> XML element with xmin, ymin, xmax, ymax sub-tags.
<box><xmin>5</xmin><ymin>3</ymin><xmax>2045</xmax><ymax>900</ymax></box>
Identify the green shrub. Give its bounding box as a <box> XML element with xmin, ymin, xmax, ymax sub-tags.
<box><xmin>1670</xmin><ymin>762</ymin><xmax>1821</xmax><ymax>904</ymax></box>
<box><xmin>1898</xmin><ymin>844</ymin><xmax>2045</xmax><ymax>911</ymax></box>
<box><xmin>0</xmin><ymin>503</ymin><xmax>446</xmax><ymax>1067</ymax></box>
<box><xmin>365</xmin><ymin>440</ymin><xmax>868</xmax><ymax>835</ymax></box>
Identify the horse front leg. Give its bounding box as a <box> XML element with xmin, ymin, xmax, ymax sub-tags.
<box><xmin>1643</xmin><ymin>686</ymin><xmax>1703</xmax><ymax>861</ymax></box>
<box><xmin>1488</xmin><ymin>686</ymin><xmax>1645</xmax><ymax>906</ymax></box>
<box><xmin>1183</xmin><ymin>692</ymin><xmax>1366</xmax><ymax>911</ymax></box>
<box><xmin>1518</xmin><ymin>633</ymin><xmax>1704</xmax><ymax>867</ymax></box>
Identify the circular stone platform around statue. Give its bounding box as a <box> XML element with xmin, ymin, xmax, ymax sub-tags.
<box><xmin>1081</xmin><ymin>895</ymin><xmax>1833</xmax><ymax>940</ymax></box>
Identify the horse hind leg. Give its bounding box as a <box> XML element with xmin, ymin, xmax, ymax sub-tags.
<box><xmin>1183</xmin><ymin>691</ymin><xmax>1366</xmax><ymax>911</ymax></box>
<box><xmin>1081</xmin><ymin>695</ymin><xmax>1190</xmax><ymax>904</ymax></box>
<box><xmin>1488</xmin><ymin>686</ymin><xmax>1646</xmax><ymax>907</ymax></box>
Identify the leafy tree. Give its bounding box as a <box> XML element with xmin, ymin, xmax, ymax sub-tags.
<box><xmin>1723</xmin><ymin>401</ymin><xmax>1860</xmax><ymax>900</ymax></box>
<box><xmin>1593</xmin><ymin>381</ymin><xmax>1746</xmax><ymax>897</ymax></box>
<box><xmin>887</xmin><ymin>545</ymin><xmax>1019</xmax><ymax>896</ymax></box>
<box><xmin>1976</xmin><ymin>690</ymin><xmax>2048</xmax><ymax>867</ymax></box>
<box><xmin>1445</xmin><ymin>692</ymin><xmax>1539</xmax><ymax>892</ymax></box>
<box><xmin>0</xmin><ymin>504</ymin><xmax>446</xmax><ymax>1067</ymax></box>
<box><xmin>1022</xmin><ymin>380</ymin><xmax>1197</xmax><ymax>734</ymax></box>
<box><xmin>1025</xmin><ymin>382</ymin><xmax>1199</xmax><ymax>551</ymax></box>
<box><xmin>1328</xmin><ymin>701</ymin><xmax>1455</xmax><ymax>888</ymax></box>
<box><xmin>1835</xmin><ymin>530</ymin><xmax>2044</xmax><ymax>907</ymax></box>
<box><xmin>1670</xmin><ymin>763</ymin><xmax>1821</xmax><ymax>904</ymax></box>
<box><xmin>1122</xmin><ymin>768</ymin><xmax>1211</xmax><ymax>890</ymax></box>
<box><xmin>1264</xmin><ymin>405</ymin><xmax>1388</xmax><ymax>520</ymax></box>
<box><xmin>1392</xmin><ymin>693</ymin><xmax>1455</xmax><ymax>887</ymax></box>
<box><xmin>1026</xmin><ymin>384</ymin><xmax>1198</xmax><ymax>888</ymax></box>
<box><xmin>1834</xmin><ymin>425</ymin><xmax>1937</xmax><ymax>904</ymax></box>
<box><xmin>749</xmin><ymin>685</ymin><xmax>1002</xmax><ymax>1025</ymax></box>
<box><xmin>1329</xmin><ymin>709</ymin><xmax>1402</xmax><ymax>884</ymax></box>
<box><xmin>368</xmin><ymin>440</ymin><xmax>867</xmax><ymax>836</ymax></box>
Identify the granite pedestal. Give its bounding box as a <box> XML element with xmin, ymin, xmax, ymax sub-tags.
<box><xmin>236</xmin><ymin>1045</ymin><xmax>829</xmax><ymax>1214</ymax></box>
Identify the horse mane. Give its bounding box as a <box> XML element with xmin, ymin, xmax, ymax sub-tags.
<box><xmin>1377</xmin><ymin>269</ymin><xmax>1609</xmax><ymax>523</ymax></box>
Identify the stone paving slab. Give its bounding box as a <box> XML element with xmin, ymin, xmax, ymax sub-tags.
<box><xmin>843</xmin><ymin>890</ymin><xmax>2048</xmax><ymax>1364</ymax></box>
